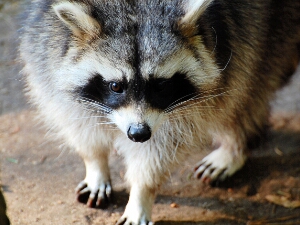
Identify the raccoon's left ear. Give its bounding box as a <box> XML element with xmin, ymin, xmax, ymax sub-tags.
<box><xmin>180</xmin><ymin>0</ymin><xmax>214</xmax><ymax>25</ymax></box>
<box><xmin>53</xmin><ymin>2</ymin><xmax>101</xmax><ymax>39</ymax></box>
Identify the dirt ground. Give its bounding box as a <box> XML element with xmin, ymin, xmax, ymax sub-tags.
<box><xmin>1</xmin><ymin>1</ymin><xmax>300</xmax><ymax>225</ymax></box>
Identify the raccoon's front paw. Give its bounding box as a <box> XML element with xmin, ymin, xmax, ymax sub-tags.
<box><xmin>75</xmin><ymin>180</ymin><xmax>112</xmax><ymax>208</ymax></box>
<box><xmin>194</xmin><ymin>148</ymin><xmax>246</xmax><ymax>183</ymax></box>
<box><xmin>116</xmin><ymin>214</ymin><xmax>153</xmax><ymax>225</ymax></box>
<box><xmin>116</xmin><ymin>186</ymin><xmax>154</xmax><ymax>225</ymax></box>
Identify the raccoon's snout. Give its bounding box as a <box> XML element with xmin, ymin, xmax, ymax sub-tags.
<box><xmin>127</xmin><ymin>123</ymin><xmax>151</xmax><ymax>143</ymax></box>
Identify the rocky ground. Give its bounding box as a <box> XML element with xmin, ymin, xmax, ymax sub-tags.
<box><xmin>1</xmin><ymin>1</ymin><xmax>300</xmax><ymax>225</ymax></box>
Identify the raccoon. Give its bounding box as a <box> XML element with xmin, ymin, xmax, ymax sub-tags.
<box><xmin>20</xmin><ymin>0</ymin><xmax>300</xmax><ymax>224</ymax></box>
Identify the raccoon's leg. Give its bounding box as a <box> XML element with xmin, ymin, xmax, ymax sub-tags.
<box><xmin>115</xmin><ymin>143</ymin><xmax>159</xmax><ymax>225</ymax></box>
<box><xmin>75</xmin><ymin>150</ymin><xmax>112</xmax><ymax>208</ymax></box>
<box><xmin>194</xmin><ymin>133</ymin><xmax>247</xmax><ymax>183</ymax></box>
<box><xmin>116</xmin><ymin>184</ymin><xmax>155</xmax><ymax>225</ymax></box>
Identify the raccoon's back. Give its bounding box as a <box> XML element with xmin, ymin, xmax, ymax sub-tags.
<box><xmin>199</xmin><ymin>0</ymin><xmax>300</xmax><ymax>77</ymax></box>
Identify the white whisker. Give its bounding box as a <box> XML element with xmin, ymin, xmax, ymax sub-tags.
<box><xmin>77</xmin><ymin>97</ymin><xmax>114</xmax><ymax>114</ymax></box>
<box><xmin>220</xmin><ymin>50</ymin><xmax>232</xmax><ymax>72</ymax></box>
<box><xmin>163</xmin><ymin>87</ymin><xmax>235</xmax><ymax>114</ymax></box>
<box><xmin>81</xmin><ymin>122</ymin><xmax>118</xmax><ymax>131</ymax></box>
<box><xmin>211</xmin><ymin>26</ymin><xmax>217</xmax><ymax>55</ymax></box>
<box><xmin>69</xmin><ymin>115</ymin><xmax>108</xmax><ymax>120</ymax></box>
<box><xmin>95</xmin><ymin>122</ymin><xmax>116</xmax><ymax>125</ymax></box>
<box><xmin>165</xmin><ymin>88</ymin><xmax>241</xmax><ymax>116</ymax></box>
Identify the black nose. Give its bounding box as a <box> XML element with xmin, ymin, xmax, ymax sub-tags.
<box><xmin>127</xmin><ymin>123</ymin><xmax>151</xmax><ymax>143</ymax></box>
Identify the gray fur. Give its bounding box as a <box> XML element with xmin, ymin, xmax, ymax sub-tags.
<box><xmin>20</xmin><ymin>0</ymin><xmax>300</xmax><ymax>224</ymax></box>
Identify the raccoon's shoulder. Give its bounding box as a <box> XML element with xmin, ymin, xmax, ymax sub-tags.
<box><xmin>195</xmin><ymin>0</ymin><xmax>269</xmax><ymax>68</ymax></box>
<box><xmin>197</xmin><ymin>0</ymin><xmax>300</xmax><ymax>68</ymax></box>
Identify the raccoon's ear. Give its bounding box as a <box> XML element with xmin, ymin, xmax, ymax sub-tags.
<box><xmin>53</xmin><ymin>2</ymin><xmax>101</xmax><ymax>39</ymax></box>
<box><xmin>180</xmin><ymin>0</ymin><xmax>214</xmax><ymax>25</ymax></box>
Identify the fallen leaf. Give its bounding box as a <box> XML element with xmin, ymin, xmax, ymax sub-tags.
<box><xmin>170</xmin><ymin>203</ymin><xmax>179</xmax><ymax>208</ymax></box>
<box><xmin>266</xmin><ymin>195</ymin><xmax>300</xmax><ymax>208</ymax></box>
<box><xmin>6</xmin><ymin>158</ymin><xmax>18</xmax><ymax>164</ymax></box>
<box><xmin>274</xmin><ymin>147</ymin><xmax>283</xmax><ymax>156</ymax></box>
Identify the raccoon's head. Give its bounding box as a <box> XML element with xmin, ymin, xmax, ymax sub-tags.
<box><xmin>53</xmin><ymin>0</ymin><xmax>219</xmax><ymax>143</ymax></box>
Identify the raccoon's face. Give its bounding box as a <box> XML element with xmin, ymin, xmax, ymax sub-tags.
<box><xmin>54</xmin><ymin>0</ymin><xmax>218</xmax><ymax>143</ymax></box>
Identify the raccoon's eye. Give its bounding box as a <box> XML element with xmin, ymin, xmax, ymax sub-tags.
<box><xmin>109</xmin><ymin>82</ymin><xmax>124</xmax><ymax>93</ymax></box>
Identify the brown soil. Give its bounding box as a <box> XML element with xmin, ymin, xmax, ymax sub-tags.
<box><xmin>1</xmin><ymin>1</ymin><xmax>300</xmax><ymax>225</ymax></box>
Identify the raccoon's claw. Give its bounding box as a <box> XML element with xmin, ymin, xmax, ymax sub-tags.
<box><xmin>194</xmin><ymin>161</ymin><xmax>226</xmax><ymax>183</ymax></box>
<box><xmin>194</xmin><ymin>148</ymin><xmax>246</xmax><ymax>183</ymax></box>
<box><xmin>75</xmin><ymin>180</ymin><xmax>112</xmax><ymax>208</ymax></box>
<box><xmin>116</xmin><ymin>216</ymin><xmax>153</xmax><ymax>225</ymax></box>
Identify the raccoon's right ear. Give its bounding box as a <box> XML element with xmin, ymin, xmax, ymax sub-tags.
<box><xmin>180</xmin><ymin>0</ymin><xmax>214</xmax><ymax>25</ymax></box>
<box><xmin>53</xmin><ymin>2</ymin><xmax>101</xmax><ymax>39</ymax></box>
